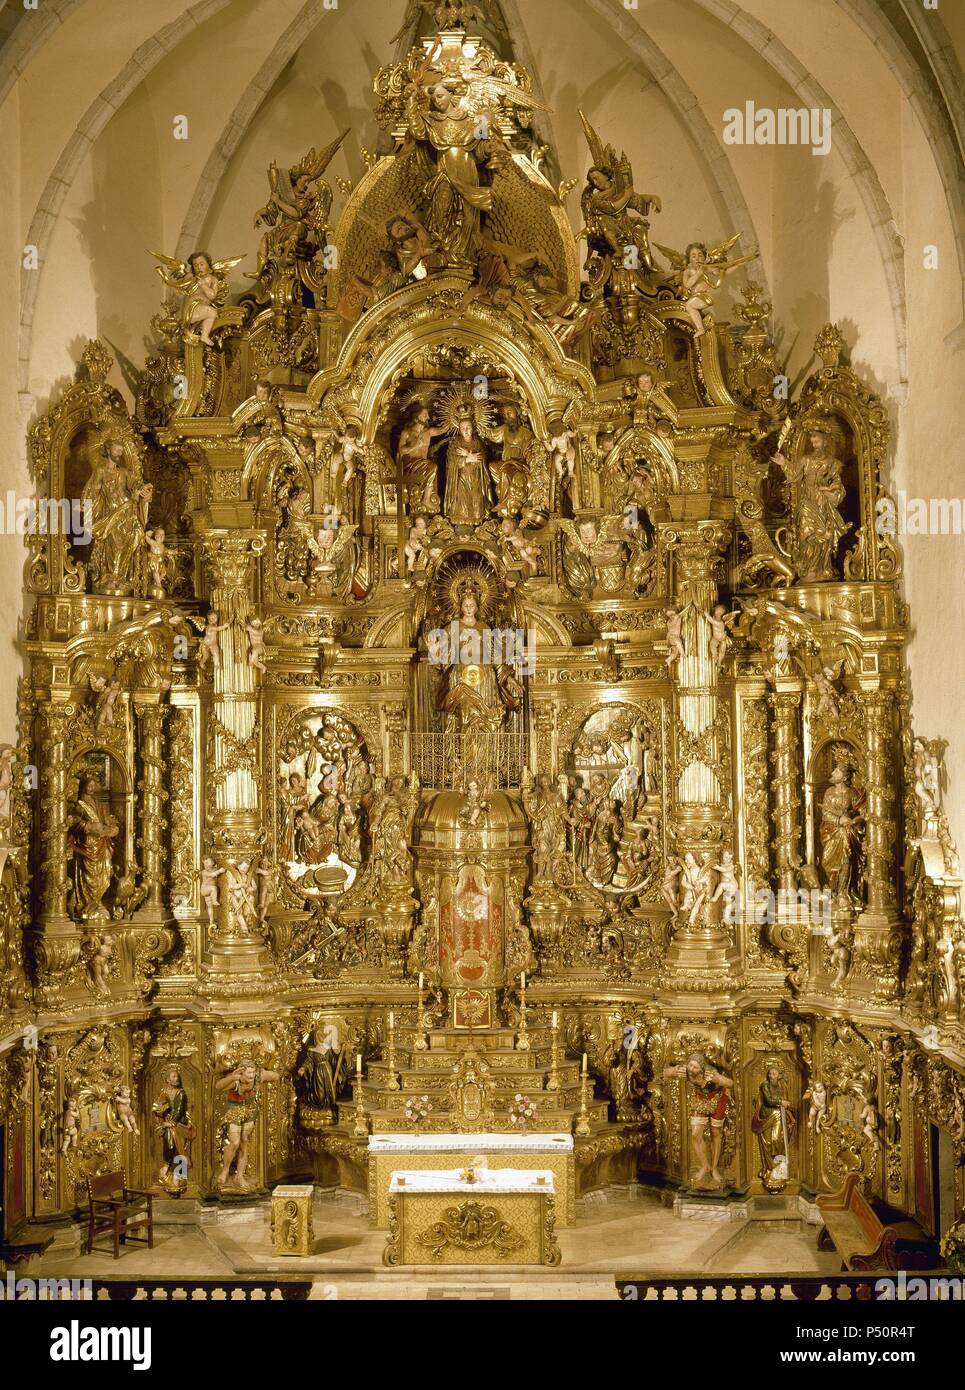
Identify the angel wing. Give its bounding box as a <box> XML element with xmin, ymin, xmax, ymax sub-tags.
<box><xmin>292</xmin><ymin>129</ymin><xmax>349</xmax><ymax>185</ymax></box>
<box><xmin>151</xmin><ymin>250</ymin><xmax>192</xmax><ymax>290</ymax></box>
<box><xmin>704</xmin><ymin>233</ymin><xmax>742</xmax><ymax>266</ymax></box>
<box><xmin>558</xmin><ymin>518</ymin><xmax>593</xmax><ymax>557</ymax></box>
<box><xmin>209</xmin><ymin>255</ymin><xmax>244</xmax><ymax>277</ymax></box>
<box><xmin>653</xmin><ymin>242</ymin><xmax>688</xmax><ymax>273</ymax></box>
<box><xmin>579</xmin><ymin>110</ymin><xmax>624</xmax><ymax>182</ymax></box>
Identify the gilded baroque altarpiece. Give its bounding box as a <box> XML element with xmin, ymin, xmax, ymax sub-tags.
<box><xmin>0</xmin><ymin>12</ymin><xmax>963</xmax><ymax>1252</ymax></box>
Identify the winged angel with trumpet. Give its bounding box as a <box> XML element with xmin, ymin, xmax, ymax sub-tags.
<box><xmin>579</xmin><ymin>110</ymin><xmax>662</xmax><ymax>288</ymax></box>
<box><xmin>655</xmin><ymin>234</ymin><xmax>757</xmax><ymax>337</ymax></box>
<box><xmin>152</xmin><ymin>250</ymin><xmax>243</xmax><ymax>346</ymax></box>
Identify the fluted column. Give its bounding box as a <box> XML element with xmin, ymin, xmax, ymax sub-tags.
<box><xmin>200</xmin><ymin>532</ymin><xmax>274</xmax><ymax>992</ymax></box>
<box><xmin>661</xmin><ymin>517</ymin><xmax>740</xmax><ymax>986</ymax></box>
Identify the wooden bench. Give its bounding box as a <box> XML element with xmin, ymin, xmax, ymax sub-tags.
<box><xmin>816</xmin><ymin>1173</ymin><xmax>936</xmax><ymax>1271</ymax></box>
<box><xmin>86</xmin><ymin>1170</ymin><xmax>154</xmax><ymax>1259</ymax></box>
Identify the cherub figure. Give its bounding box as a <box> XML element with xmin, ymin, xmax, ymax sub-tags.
<box><xmin>89</xmin><ymin>674</ymin><xmax>122</xmax><ymax>733</ymax></box>
<box><xmin>143</xmin><ymin>528</ymin><xmax>174</xmax><ymax>597</ymax></box>
<box><xmin>113</xmin><ymin>1085</ymin><xmax>139</xmax><ymax>1135</ymax></box>
<box><xmin>711</xmin><ymin>849</ymin><xmax>741</xmax><ymax>922</ymax></box>
<box><xmin>546</xmin><ymin>421</ymin><xmax>578</xmax><ymax>485</ymax></box>
<box><xmin>256</xmin><ymin>862</ymin><xmax>276</xmax><ymax>922</ymax></box>
<box><xmin>245</xmin><ymin>616</ymin><xmax>275</xmax><ymax>674</ymax></box>
<box><xmin>61</xmin><ymin>1097</ymin><xmax>80</xmax><ymax>1154</ymax></box>
<box><xmin>197</xmin><ymin>610</ymin><xmax>230</xmax><ymax>670</ymax></box>
<box><xmin>330</xmin><ymin>423</ymin><xmax>363</xmax><ymax>486</ymax></box>
<box><xmin>199</xmin><ymin>857</ymin><xmax>225</xmax><ymax>927</ymax></box>
<box><xmin>228</xmin><ymin>861</ymin><xmax>257</xmax><ymax>933</ymax></box>
<box><xmin>152</xmin><ymin>249</ymin><xmax>243</xmax><ymax>346</ymax></box>
<box><xmin>664</xmin><ymin>606</ymin><xmax>686</xmax><ymax>669</ymax></box>
<box><xmin>499</xmin><ymin>517</ymin><xmax>539</xmax><ymax>577</ymax></box>
<box><xmin>655</xmin><ymin>236</ymin><xmax>757</xmax><ymax>337</ymax></box>
<box><xmin>661</xmin><ymin>858</ymin><xmax>683</xmax><ymax>912</ymax></box>
<box><xmin>813</xmin><ymin>662</ymin><xmax>843</xmax><ymax>721</ymax></box>
<box><xmin>829</xmin><ymin>921</ymin><xmax>852</xmax><ymax>989</ymax></box>
<box><xmin>704</xmin><ymin>604</ymin><xmax>739</xmax><ymax>669</ymax></box>
<box><xmin>803</xmin><ymin>1079</ymin><xmax>829</xmax><ymax>1133</ymax></box>
<box><xmin>405</xmin><ymin>514</ymin><xmax>430</xmax><ymax>577</ymax></box>
<box><xmin>88</xmin><ymin>935</ymin><xmax>113</xmax><ymax>994</ymax></box>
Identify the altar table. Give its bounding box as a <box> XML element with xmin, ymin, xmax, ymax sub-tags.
<box><xmin>383</xmin><ymin>1168</ymin><xmax>561</xmax><ymax>1267</ymax></box>
<box><xmin>367</xmin><ymin>1132</ymin><xmax>574</xmax><ymax>1228</ymax></box>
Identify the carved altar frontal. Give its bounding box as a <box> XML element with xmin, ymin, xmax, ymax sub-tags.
<box><xmin>383</xmin><ymin>1170</ymin><xmax>561</xmax><ymax>1267</ymax></box>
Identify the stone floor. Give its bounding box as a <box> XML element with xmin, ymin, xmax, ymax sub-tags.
<box><xmin>35</xmin><ymin>1187</ymin><xmax>840</xmax><ymax>1300</ymax></box>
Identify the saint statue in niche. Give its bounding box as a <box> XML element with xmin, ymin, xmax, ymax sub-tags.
<box><xmin>435</xmin><ymin>583</ymin><xmax>523</xmax><ymax>735</ymax></box>
<box><xmin>66</xmin><ymin>770</ymin><xmax>120</xmax><ymax>924</ymax></box>
<box><xmin>443</xmin><ymin>402</ymin><xmax>492</xmax><ymax>523</ymax></box>
<box><xmin>82</xmin><ymin>439</ymin><xmax>152</xmax><ymax>595</ymax></box>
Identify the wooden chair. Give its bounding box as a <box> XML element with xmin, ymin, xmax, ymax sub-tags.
<box><xmin>85</xmin><ymin>1170</ymin><xmax>154</xmax><ymax>1258</ymax></box>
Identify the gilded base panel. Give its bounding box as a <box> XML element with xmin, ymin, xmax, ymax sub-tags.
<box><xmin>383</xmin><ymin>1190</ymin><xmax>560</xmax><ymax>1267</ymax></box>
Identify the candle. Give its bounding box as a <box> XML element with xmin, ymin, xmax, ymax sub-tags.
<box><xmin>419</xmin><ymin>973</ymin><xmax>424</xmax><ymax>990</ymax></box>
<box><xmin>388</xmin><ymin>1011</ymin><xmax>394</xmax><ymax>1030</ymax></box>
<box><xmin>520</xmin><ymin>972</ymin><xmax>526</xmax><ymax>992</ymax></box>
<box><xmin>582</xmin><ymin>1052</ymin><xmax>587</xmax><ymax>1076</ymax></box>
<box><xmin>552</xmin><ymin>1011</ymin><xmax>558</xmax><ymax>1028</ymax></box>
<box><xmin>356</xmin><ymin>1053</ymin><xmax>362</xmax><ymax>1076</ymax></box>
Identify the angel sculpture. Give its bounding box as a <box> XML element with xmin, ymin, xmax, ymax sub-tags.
<box><xmin>178</xmin><ymin>609</ymin><xmax>230</xmax><ymax>671</ymax></box>
<box><xmin>655</xmin><ymin>235</ymin><xmax>757</xmax><ymax>337</ymax></box>
<box><xmin>559</xmin><ymin>517</ymin><xmax>629</xmax><ymax>599</ymax></box>
<box><xmin>250</xmin><ymin>132</ymin><xmax>348</xmax><ymax>306</ymax></box>
<box><xmin>545</xmin><ymin>417</ymin><xmax>579</xmax><ymax>487</ymax></box>
<box><xmin>704</xmin><ymin>604</ymin><xmax>740</xmax><ymax>670</ymax></box>
<box><xmin>309</xmin><ymin>518</ymin><xmax>359</xmax><ymax>600</ymax></box>
<box><xmin>89</xmin><ymin>674</ymin><xmax>122</xmax><ymax>734</ymax></box>
<box><xmin>152</xmin><ymin>250</ymin><xmax>242</xmax><ymax>346</ymax></box>
<box><xmin>143</xmin><ymin>528</ymin><xmax>176</xmax><ymax>599</ymax></box>
<box><xmin>578</xmin><ymin>110</ymin><xmax>662</xmax><ymax>288</ymax></box>
<box><xmin>244</xmin><ymin>616</ymin><xmax>276</xmax><ymax>674</ymax></box>
<box><xmin>812</xmin><ymin>661</ymin><xmax>844</xmax><ymax>721</ymax></box>
<box><xmin>913</xmin><ymin>738</ymin><xmax>944</xmax><ymax>821</ymax></box>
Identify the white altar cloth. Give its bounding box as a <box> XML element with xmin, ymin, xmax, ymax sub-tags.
<box><xmin>388</xmin><ymin>1167</ymin><xmax>556</xmax><ymax>1195</ymax></box>
<box><xmin>370</xmin><ymin>1132</ymin><xmax>572</xmax><ymax>1153</ymax></box>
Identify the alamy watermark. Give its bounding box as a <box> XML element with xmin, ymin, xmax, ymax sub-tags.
<box><xmin>876</xmin><ymin>491</ymin><xmax>965</xmax><ymax>537</ymax></box>
<box><xmin>723</xmin><ymin>101</ymin><xmax>832</xmax><ymax>157</ymax></box>
<box><xmin>0</xmin><ymin>1273</ymin><xmax>92</xmax><ymax>1300</ymax></box>
<box><xmin>723</xmin><ymin>880</ymin><xmax>833</xmax><ymax>932</ymax></box>
<box><xmin>427</xmin><ymin>621</ymin><xmax>537</xmax><ymax>678</ymax></box>
<box><xmin>0</xmin><ymin>493</ymin><xmax>92</xmax><ymax>544</ymax></box>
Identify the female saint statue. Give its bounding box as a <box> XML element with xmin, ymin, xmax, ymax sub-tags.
<box><xmin>444</xmin><ymin>405</ymin><xmax>492</xmax><ymax>523</ymax></box>
<box><xmin>66</xmin><ymin>772</ymin><xmax>119</xmax><ymax>924</ymax></box>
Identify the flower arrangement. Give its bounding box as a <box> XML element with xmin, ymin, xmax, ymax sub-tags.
<box><xmin>939</xmin><ymin>1214</ymin><xmax>965</xmax><ymax>1273</ymax></box>
<box><xmin>404</xmin><ymin>1094</ymin><xmax>432</xmax><ymax>1124</ymax></box>
<box><xmin>509</xmin><ymin>1093</ymin><xmax>537</xmax><ymax>1127</ymax></box>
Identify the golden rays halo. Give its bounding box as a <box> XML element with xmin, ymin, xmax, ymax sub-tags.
<box><xmin>433</xmin><ymin>382</ymin><xmax>497</xmax><ymax>438</ymax></box>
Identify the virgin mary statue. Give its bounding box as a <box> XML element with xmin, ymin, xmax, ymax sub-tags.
<box><xmin>436</xmin><ymin>583</ymin><xmax>523</xmax><ymax>735</ymax></box>
<box><xmin>444</xmin><ymin>403</ymin><xmax>492</xmax><ymax>524</ymax></box>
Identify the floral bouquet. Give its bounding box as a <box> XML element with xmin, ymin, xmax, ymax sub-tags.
<box><xmin>509</xmin><ymin>1093</ymin><xmax>537</xmax><ymax>1127</ymax></box>
<box><xmin>404</xmin><ymin>1094</ymin><xmax>432</xmax><ymax>1124</ymax></box>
